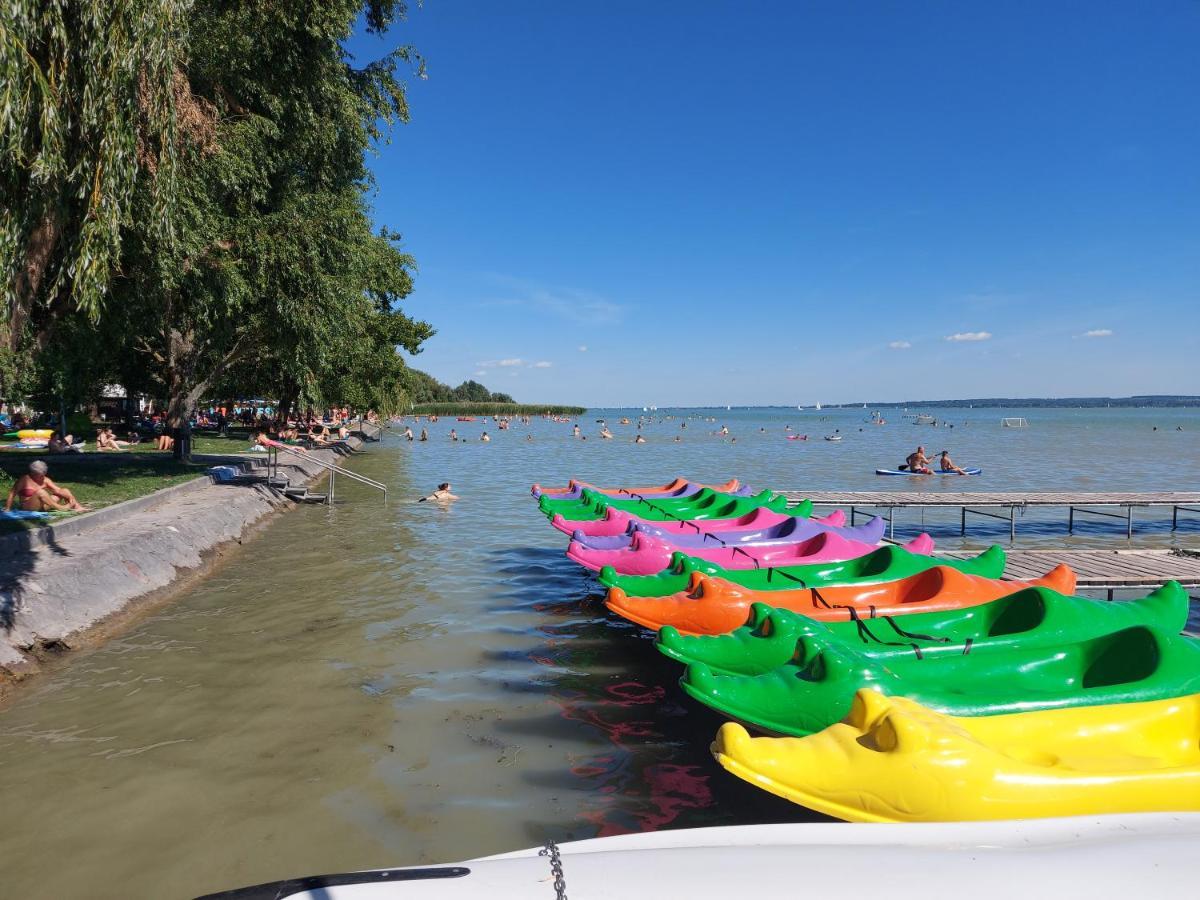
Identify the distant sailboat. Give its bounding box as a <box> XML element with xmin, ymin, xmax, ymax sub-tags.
<box><xmin>815</xmin><ymin>402</ymin><xmax>822</xmax><ymax>411</ymax></box>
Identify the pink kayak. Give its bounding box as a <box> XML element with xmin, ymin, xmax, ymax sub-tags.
<box><xmin>552</xmin><ymin>505</ymin><xmax>845</xmax><ymax>539</ymax></box>
<box><xmin>531</xmin><ymin>477</ymin><xmax>742</xmax><ymax>499</ymax></box>
<box><xmin>567</xmin><ymin>529</ymin><xmax>935</xmax><ymax>576</ymax></box>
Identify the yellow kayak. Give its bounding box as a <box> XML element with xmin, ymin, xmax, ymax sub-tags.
<box><xmin>712</xmin><ymin>689</ymin><xmax>1200</xmax><ymax>823</ymax></box>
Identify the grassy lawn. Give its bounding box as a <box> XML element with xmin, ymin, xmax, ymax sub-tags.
<box><xmin>0</xmin><ymin>454</ymin><xmax>222</xmax><ymax>535</ymax></box>
<box><xmin>121</xmin><ymin>430</ymin><xmax>259</xmax><ymax>456</ymax></box>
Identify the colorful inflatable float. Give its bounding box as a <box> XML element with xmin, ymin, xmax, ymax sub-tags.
<box><xmin>607</xmin><ymin>563</ymin><xmax>1074</xmax><ymax>635</ymax></box>
<box><xmin>542</xmin><ymin>488</ymin><xmax>794</xmax><ymax>524</ymax></box>
<box><xmin>683</xmin><ymin>616</ymin><xmax>1200</xmax><ymax>737</ymax></box>
<box><xmin>598</xmin><ymin>543</ymin><xmax>1007</xmax><ymax>597</ymax></box>
<box><xmin>713</xmin><ymin>690</ymin><xmax>1200</xmax><ymax>822</ymax></box>
<box><xmin>552</xmin><ymin>500</ymin><xmax>817</xmax><ymax>538</ymax></box>
<box><xmin>571</xmin><ymin>529</ymin><xmax>934</xmax><ymax>577</ymax></box>
<box><xmin>570</xmin><ymin>513</ymin><xmax>884</xmax><ymax>551</ymax></box>
<box><xmin>658</xmin><ymin>581</ymin><xmax>1186</xmax><ymax>676</ymax></box>
<box><xmin>531</xmin><ymin>477</ymin><xmax>744</xmax><ymax>499</ymax></box>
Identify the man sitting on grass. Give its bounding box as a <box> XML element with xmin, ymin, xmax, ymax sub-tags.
<box><xmin>4</xmin><ymin>460</ymin><xmax>90</xmax><ymax>512</ymax></box>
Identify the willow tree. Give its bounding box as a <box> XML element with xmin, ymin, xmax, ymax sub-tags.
<box><xmin>108</xmin><ymin>0</ymin><xmax>431</xmax><ymax>456</ymax></box>
<box><xmin>0</xmin><ymin>0</ymin><xmax>188</xmax><ymax>396</ymax></box>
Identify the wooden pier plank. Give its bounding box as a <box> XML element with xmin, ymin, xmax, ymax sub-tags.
<box><xmin>939</xmin><ymin>549</ymin><xmax>1200</xmax><ymax>588</ymax></box>
<box><xmin>783</xmin><ymin>490</ymin><xmax>1200</xmax><ymax>507</ymax></box>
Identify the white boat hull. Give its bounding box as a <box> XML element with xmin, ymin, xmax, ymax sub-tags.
<box><xmin>198</xmin><ymin>814</ymin><xmax>1200</xmax><ymax>898</ymax></box>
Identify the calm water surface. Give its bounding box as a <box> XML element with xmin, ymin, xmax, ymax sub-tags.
<box><xmin>0</xmin><ymin>407</ymin><xmax>1197</xmax><ymax>898</ymax></box>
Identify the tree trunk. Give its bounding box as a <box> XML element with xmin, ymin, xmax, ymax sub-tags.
<box><xmin>9</xmin><ymin>212</ymin><xmax>61</xmax><ymax>354</ymax></box>
<box><xmin>163</xmin><ymin>328</ymin><xmax>247</xmax><ymax>462</ymax></box>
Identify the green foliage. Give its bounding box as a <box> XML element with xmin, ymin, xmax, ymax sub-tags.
<box><xmin>103</xmin><ymin>0</ymin><xmax>433</xmax><ymax>433</ymax></box>
<box><xmin>411</xmin><ymin>402</ymin><xmax>587</xmax><ymax>416</ymax></box>
<box><xmin>2</xmin><ymin>0</ymin><xmax>578</xmax><ymax>434</ymax></box>
<box><xmin>0</xmin><ymin>0</ymin><xmax>186</xmax><ymax>381</ymax></box>
<box><xmin>403</xmin><ymin>369</ymin><xmax>517</xmax><ymax>405</ymax></box>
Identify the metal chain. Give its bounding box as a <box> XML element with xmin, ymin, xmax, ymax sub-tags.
<box><xmin>539</xmin><ymin>840</ymin><xmax>568</xmax><ymax>900</ymax></box>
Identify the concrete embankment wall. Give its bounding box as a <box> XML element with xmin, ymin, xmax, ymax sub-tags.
<box><xmin>0</xmin><ymin>438</ymin><xmax>371</xmax><ymax>678</ymax></box>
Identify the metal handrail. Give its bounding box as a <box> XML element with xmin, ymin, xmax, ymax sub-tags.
<box><xmin>267</xmin><ymin>443</ymin><xmax>387</xmax><ymax>504</ymax></box>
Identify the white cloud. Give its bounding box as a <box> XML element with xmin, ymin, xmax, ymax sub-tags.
<box><xmin>945</xmin><ymin>331</ymin><xmax>992</xmax><ymax>342</ymax></box>
<box><xmin>531</xmin><ymin>361</ymin><xmax>552</xmax><ymax>368</ymax></box>
<box><xmin>481</xmin><ymin>275</ymin><xmax>626</xmax><ymax>325</ymax></box>
<box><xmin>474</xmin><ymin>370</ymin><xmax>486</xmax><ymax>377</ymax></box>
<box><xmin>578</xmin><ymin>345</ymin><xmax>588</xmax><ymax>352</ymax></box>
<box><xmin>888</xmin><ymin>340</ymin><xmax>912</xmax><ymax>349</ymax></box>
<box><xmin>477</xmin><ymin>358</ymin><xmax>525</xmax><ymax>368</ymax></box>
<box><xmin>1083</xmin><ymin>328</ymin><xmax>1113</xmax><ymax>338</ymax></box>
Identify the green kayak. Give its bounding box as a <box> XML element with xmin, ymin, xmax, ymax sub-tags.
<box><xmin>680</xmin><ymin>582</ymin><xmax>1200</xmax><ymax>737</ymax></box>
<box><xmin>598</xmin><ymin>544</ymin><xmax>1006</xmax><ymax>597</ymax></box>
<box><xmin>662</xmin><ymin>581</ymin><xmax>1188</xmax><ymax>677</ymax></box>
<box><xmin>540</xmin><ymin>487</ymin><xmax>793</xmax><ymax>523</ymax></box>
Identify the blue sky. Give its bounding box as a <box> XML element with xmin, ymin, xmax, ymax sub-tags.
<box><xmin>345</xmin><ymin>2</ymin><xmax>1199</xmax><ymax>407</ymax></box>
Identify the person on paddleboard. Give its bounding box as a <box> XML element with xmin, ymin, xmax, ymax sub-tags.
<box><xmin>904</xmin><ymin>445</ymin><xmax>933</xmax><ymax>474</ymax></box>
<box><xmin>937</xmin><ymin>450</ymin><xmax>968</xmax><ymax>475</ymax></box>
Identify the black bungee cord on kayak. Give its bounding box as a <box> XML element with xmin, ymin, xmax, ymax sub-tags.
<box><xmin>730</xmin><ymin>545</ymin><xmax>760</xmax><ymax>568</ymax></box>
<box><xmin>766</xmin><ymin>566</ymin><xmax>807</xmax><ymax>587</ymax></box>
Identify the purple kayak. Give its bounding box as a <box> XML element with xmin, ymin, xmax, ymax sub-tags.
<box><xmin>570</xmin><ymin>514</ymin><xmax>885</xmax><ymax>551</ymax></box>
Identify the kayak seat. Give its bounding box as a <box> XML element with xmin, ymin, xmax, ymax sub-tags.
<box><xmin>856</xmin><ymin>547</ymin><xmax>899</xmax><ymax>578</ymax></box>
<box><xmin>897</xmin><ymin>567</ymin><xmax>947</xmax><ymax>604</ymax></box>
<box><xmin>1081</xmin><ymin>627</ymin><xmax>1161</xmax><ymax>689</ymax></box>
<box><xmin>984</xmin><ymin>589</ymin><xmax>1049</xmax><ymax>637</ymax></box>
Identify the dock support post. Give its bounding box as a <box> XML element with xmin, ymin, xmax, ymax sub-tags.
<box><xmin>1127</xmin><ymin>505</ymin><xmax>1133</xmax><ymax>539</ymax></box>
<box><xmin>850</xmin><ymin>506</ymin><xmax>856</xmax><ymax>527</ymax></box>
<box><xmin>961</xmin><ymin>506</ymin><xmax>966</xmax><ymax>536</ymax></box>
<box><xmin>1010</xmin><ymin>506</ymin><xmax>1016</xmax><ymax>543</ymax></box>
<box><xmin>1068</xmin><ymin>506</ymin><xmax>1074</xmax><ymax>534</ymax></box>
<box><xmin>1174</xmin><ymin>505</ymin><xmax>1179</xmax><ymax>530</ymax></box>
<box><xmin>889</xmin><ymin>507</ymin><xmax>895</xmax><ymax>541</ymax></box>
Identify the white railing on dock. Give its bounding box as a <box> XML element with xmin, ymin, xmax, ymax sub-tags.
<box><xmin>268</xmin><ymin>443</ymin><xmax>387</xmax><ymax>504</ymax></box>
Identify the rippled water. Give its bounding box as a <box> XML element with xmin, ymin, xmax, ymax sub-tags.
<box><xmin>0</xmin><ymin>406</ymin><xmax>1197</xmax><ymax>898</ymax></box>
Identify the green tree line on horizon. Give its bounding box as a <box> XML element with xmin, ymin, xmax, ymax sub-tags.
<box><xmin>1</xmin><ymin>0</ymin><xmax>515</xmax><ymax>454</ymax></box>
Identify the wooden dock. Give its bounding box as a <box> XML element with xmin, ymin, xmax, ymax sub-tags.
<box><xmin>939</xmin><ymin>548</ymin><xmax>1200</xmax><ymax>597</ymax></box>
<box><xmin>781</xmin><ymin>490</ymin><xmax>1200</xmax><ymax>541</ymax></box>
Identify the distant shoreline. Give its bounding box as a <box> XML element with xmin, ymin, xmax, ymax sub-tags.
<box><xmin>584</xmin><ymin>396</ymin><xmax>1200</xmax><ymax>411</ymax></box>
<box><xmin>817</xmin><ymin>396</ymin><xmax>1200</xmax><ymax>410</ymax></box>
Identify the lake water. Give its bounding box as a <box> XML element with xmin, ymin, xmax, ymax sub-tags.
<box><xmin>0</xmin><ymin>406</ymin><xmax>1197</xmax><ymax>898</ymax></box>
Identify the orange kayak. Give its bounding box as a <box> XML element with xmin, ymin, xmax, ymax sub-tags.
<box><xmin>605</xmin><ymin>564</ymin><xmax>1077</xmax><ymax>635</ymax></box>
<box><xmin>531</xmin><ymin>477</ymin><xmax>741</xmax><ymax>498</ymax></box>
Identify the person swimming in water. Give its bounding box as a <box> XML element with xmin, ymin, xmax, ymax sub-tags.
<box><xmin>419</xmin><ymin>482</ymin><xmax>459</xmax><ymax>502</ymax></box>
<box><xmin>634</xmin><ymin>434</ymin><xmax>646</xmax><ymax>444</ymax></box>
